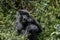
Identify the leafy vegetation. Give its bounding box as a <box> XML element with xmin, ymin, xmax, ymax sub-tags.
<box><xmin>0</xmin><ymin>0</ymin><xmax>60</xmax><ymax>40</ymax></box>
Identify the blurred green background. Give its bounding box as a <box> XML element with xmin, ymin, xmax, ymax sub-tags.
<box><xmin>0</xmin><ymin>0</ymin><xmax>60</xmax><ymax>40</ymax></box>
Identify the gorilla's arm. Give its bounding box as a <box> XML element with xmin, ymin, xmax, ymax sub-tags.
<box><xmin>15</xmin><ymin>12</ymin><xmax>24</xmax><ymax>35</ymax></box>
<box><xmin>28</xmin><ymin>14</ymin><xmax>42</xmax><ymax>32</ymax></box>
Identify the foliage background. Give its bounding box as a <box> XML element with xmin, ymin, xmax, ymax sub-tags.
<box><xmin>0</xmin><ymin>0</ymin><xmax>60</xmax><ymax>40</ymax></box>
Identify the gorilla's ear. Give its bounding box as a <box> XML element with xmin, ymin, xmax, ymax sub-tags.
<box><xmin>16</xmin><ymin>11</ymin><xmax>21</xmax><ymax>20</ymax></box>
<box><xmin>16</xmin><ymin>12</ymin><xmax>20</xmax><ymax>16</ymax></box>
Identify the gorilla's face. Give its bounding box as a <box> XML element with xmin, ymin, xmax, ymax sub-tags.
<box><xmin>19</xmin><ymin>12</ymin><xmax>28</xmax><ymax>23</ymax></box>
<box><xmin>21</xmin><ymin>15</ymin><xmax>28</xmax><ymax>23</ymax></box>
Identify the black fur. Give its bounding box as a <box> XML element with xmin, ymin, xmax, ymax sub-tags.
<box><xmin>15</xmin><ymin>9</ymin><xmax>42</xmax><ymax>40</ymax></box>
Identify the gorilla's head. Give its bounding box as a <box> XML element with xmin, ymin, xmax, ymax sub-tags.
<box><xmin>17</xmin><ymin>9</ymin><xmax>34</xmax><ymax>23</ymax></box>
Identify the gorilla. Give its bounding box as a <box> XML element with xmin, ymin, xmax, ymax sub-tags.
<box><xmin>15</xmin><ymin>9</ymin><xmax>42</xmax><ymax>40</ymax></box>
